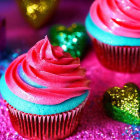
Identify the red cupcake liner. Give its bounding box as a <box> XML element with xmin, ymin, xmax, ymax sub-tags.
<box><xmin>92</xmin><ymin>38</ymin><xmax>140</xmax><ymax>73</ymax></box>
<box><xmin>6</xmin><ymin>99</ymin><xmax>87</xmax><ymax>140</ymax></box>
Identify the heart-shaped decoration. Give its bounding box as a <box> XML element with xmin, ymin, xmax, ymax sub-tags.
<box><xmin>16</xmin><ymin>0</ymin><xmax>59</xmax><ymax>28</ymax></box>
<box><xmin>103</xmin><ymin>83</ymin><xmax>140</xmax><ymax>125</ymax></box>
<box><xmin>49</xmin><ymin>23</ymin><xmax>89</xmax><ymax>58</ymax></box>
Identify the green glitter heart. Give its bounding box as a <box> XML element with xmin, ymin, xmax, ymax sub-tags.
<box><xmin>49</xmin><ymin>23</ymin><xmax>89</xmax><ymax>58</ymax></box>
<box><xmin>103</xmin><ymin>83</ymin><xmax>140</xmax><ymax>125</ymax></box>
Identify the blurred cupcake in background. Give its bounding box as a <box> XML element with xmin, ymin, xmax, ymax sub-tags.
<box><xmin>0</xmin><ymin>36</ymin><xmax>90</xmax><ymax>139</ymax></box>
<box><xmin>85</xmin><ymin>0</ymin><xmax>140</xmax><ymax>73</ymax></box>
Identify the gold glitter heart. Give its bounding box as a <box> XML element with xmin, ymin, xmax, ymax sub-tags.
<box><xmin>16</xmin><ymin>0</ymin><xmax>59</xmax><ymax>28</ymax></box>
<box><xmin>103</xmin><ymin>83</ymin><xmax>140</xmax><ymax>125</ymax></box>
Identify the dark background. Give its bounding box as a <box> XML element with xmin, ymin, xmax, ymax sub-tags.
<box><xmin>0</xmin><ymin>0</ymin><xmax>93</xmax><ymax>49</ymax></box>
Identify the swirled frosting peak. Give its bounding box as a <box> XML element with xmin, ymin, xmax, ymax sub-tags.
<box><xmin>90</xmin><ymin>0</ymin><xmax>140</xmax><ymax>38</ymax></box>
<box><xmin>5</xmin><ymin>36</ymin><xmax>89</xmax><ymax>105</ymax></box>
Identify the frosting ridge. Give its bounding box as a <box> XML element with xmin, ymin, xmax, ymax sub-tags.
<box><xmin>90</xmin><ymin>0</ymin><xmax>140</xmax><ymax>38</ymax></box>
<box><xmin>5</xmin><ymin>36</ymin><xmax>89</xmax><ymax>105</ymax></box>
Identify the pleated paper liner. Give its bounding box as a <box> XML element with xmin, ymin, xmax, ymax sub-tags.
<box><xmin>92</xmin><ymin>38</ymin><xmax>140</xmax><ymax>73</ymax></box>
<box><xmin>6</xmin><ymin>99</ymin><xmax>87</xmax><ymax>140</ymax></box>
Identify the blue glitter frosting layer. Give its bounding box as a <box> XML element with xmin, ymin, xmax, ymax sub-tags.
<box><xmin>0</xmin><ymin>74</ymin><xmax>88</xmax><ymax>115</ymax></box>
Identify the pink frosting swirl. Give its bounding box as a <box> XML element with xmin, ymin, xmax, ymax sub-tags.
<box><xmin>90</xmin><ymin>0</ymin><xmax>140</xmax><ymax>38</ymax></box>
<box><xmin>5</xmin><ymin>37</ymin><xmax>89</xmax><ymax>105</ymax></box>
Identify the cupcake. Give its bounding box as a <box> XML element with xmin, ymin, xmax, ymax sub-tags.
<box><xmin>0</xmin><ymin>36</ymin><xmax>90</xmax><ymax>139</ymax></box>
<box><xmin>85</xmin><ymin>0</ymin><xmax>140</xmax><ymax>72</ymax></box>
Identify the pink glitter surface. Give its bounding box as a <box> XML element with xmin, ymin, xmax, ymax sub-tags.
<box><xmin>0</xmin><ymin>47</ymin><xmax>140</xmax><ymax>140</ymax></box>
